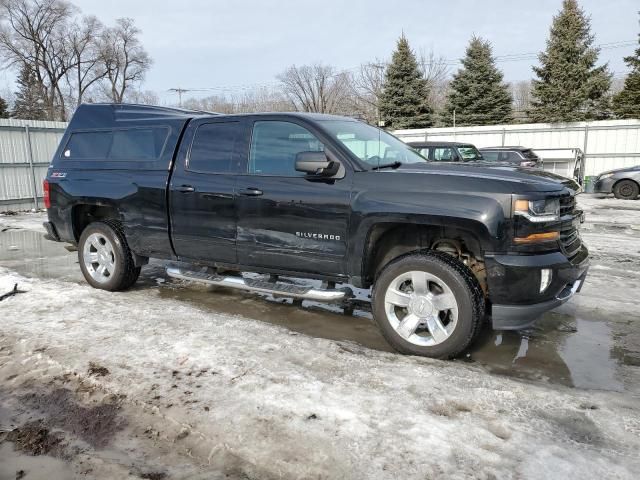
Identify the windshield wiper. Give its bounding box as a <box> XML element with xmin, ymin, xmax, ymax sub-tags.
<box><xmin>372</xmin><ymin>161</ymin><xmax>402</xmax><ymax>170</ymax></box>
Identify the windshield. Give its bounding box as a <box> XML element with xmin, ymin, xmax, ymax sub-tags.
<box><xmin>319</xmin><ymin>120</ymin><xmax>426</xmax><ymax>167</ymax></box>
<box><xmin>457</xmin><ymin>146</ymin><xmax>483</xmax><ymax>161</ymax></box>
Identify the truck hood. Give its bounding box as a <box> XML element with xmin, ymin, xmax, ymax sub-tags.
<box><xmin>394</xmin><ymin>162</ymin><xmax>579</xmax><ymax>192</ymax></box>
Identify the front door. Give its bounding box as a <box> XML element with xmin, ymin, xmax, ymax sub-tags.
<box><xmin>235</xmin><ymin>119</ymin><xmax>352</xmax><ymax>277</ymax></box>
<box><xmin>169</xmin><ymin>119</ymin><xmax>246</xmax><ymax>264</ymax></box>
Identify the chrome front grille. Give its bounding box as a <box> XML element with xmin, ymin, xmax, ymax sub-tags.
<box><xmin>559</xmin><ymin>195</ymin><xmax>576</xmax><ymax>217</ymax></box>
<box><xmin>559</xmin><ymin>195</ymin><xmax>582</xmax><ymax>258</ymax></box>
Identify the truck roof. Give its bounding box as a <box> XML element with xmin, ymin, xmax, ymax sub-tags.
<box><xmin>69</xmin><ymin>103</ymin><xmax>358</xmax><ymax>130</ymax></box>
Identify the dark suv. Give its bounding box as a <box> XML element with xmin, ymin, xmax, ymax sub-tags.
<box><xmin>407</xmin><ymin>141</ymin><xmax>484</xmax><ymax>162</ymax></box>
<box><xmin>43</xmin><ymin>104</ymin><xmax>589</xmax><ymax>359</ymax></box>
<box><xmin>478</xmin><ymin>147</ymin><xmax>543</xmax><ymax>168</ymax></box>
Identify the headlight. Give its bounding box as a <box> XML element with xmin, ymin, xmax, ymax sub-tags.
<box><xmin>599</xmin><ymin>173</ymin><xmax>613</xmax><ymax>180</ymax></box>
<box><xmin>514</xmin><ymin>198</ymin><xmax>560</xmax><ymax>223</ymax></box>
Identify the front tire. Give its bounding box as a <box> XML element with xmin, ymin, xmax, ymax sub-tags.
<box><xmin>613</xmin><ymin>180</ymin><xmax>639</xmax><ymax>200</ymax></box>
<box><xmin>78</xmin><ymin>220</ymin><xmax>141</xmax><ymax>291</ymax></box>
<box><xmin>371</xmin><ymin>251</ymin><xmax>484</xmax><ymax>359</ymax></box>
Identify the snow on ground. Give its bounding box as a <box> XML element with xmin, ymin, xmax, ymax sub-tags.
<box><xmin>0</xmin><ymin>197</ymin><xmax>640</xmax><ymax>478</ymax></box>
<box><xmin>0</xmin><ymin>210</ymin><xmax>47</xmax><ymax>232</ymax></box>
<box><xmin>1</xmin><ymin>269</ymin><xmax>639</xmax><ymax>479</ymax></box>
<box><xmin>579</xmin><ymin>194</ymin><xmax>640</xmax><ymax>229</ymax></box>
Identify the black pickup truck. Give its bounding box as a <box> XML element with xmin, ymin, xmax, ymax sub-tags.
<box><xmin>43</xmin><ymin>104</ymin><xmax>589</xmax><ymax>358</ymax></box>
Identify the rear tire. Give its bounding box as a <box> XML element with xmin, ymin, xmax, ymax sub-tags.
<box><xmin>78</xmin><ymin>220</ymin><xmax>141</xmax><ymax>291</ymax></box>
<box><xmin>613</xmin><ymin>180</ymin><xmax>639</xmax><ymax>200</ymax></box>
<box><xmin>371</xmin><ymin>251</ymin><xmax>484</xmax><ymax>359</ymax></box>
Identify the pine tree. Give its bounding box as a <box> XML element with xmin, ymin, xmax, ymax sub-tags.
<box><xmin>612</xmin><ymin>16</ymin><xmax>640</xmax><ymax>119</ymax></box>
<box><xmin>12</xmin><ymin>64</ymin><xmax>46</xmax><ymax>121</ymax></box>
<box><xmin>529</xmin><ymin>0</ymin><xmax>611</xmax><ymax>122</ymax></box>
<box><xmin>440</xmin><ymin>36</ymin><xmax>512</xmax><ymax>127</ymax></box>
<box><xmin>0</xmin><ymin>97</ymin><xmax>9</xmax><ymax>118</ymax></box>
<box><xmin>379</xmin><ymin>34</ymin><xmax>433</xmax><ymax>129</ymax></box>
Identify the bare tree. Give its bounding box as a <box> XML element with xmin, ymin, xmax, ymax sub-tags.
<box><xmin>183</xmin><ymin>95</ymin><xmax>236</xmax><ymax>114</ymax></box>
<box><xmin>100</xmin><ymin>17</ymin><xmax>151</xmax><ymax>103</ymax></box>
<box><xmin>419</xmin><ymin>48</ymin><xmax>451</xmax><ymax>112</ymax></box>
<box><xmin>182</xmin><ymin>87</ymin><xmax>294</xmax><ymax>114</ymax></box>
<box><xmin>278</xmin><ymin>64</ymin><xmax>351</xmax><ymax>114</ymax></box>
<box><xmin>124</xmin><ymin>88</ymin><xmax>159</xmax><ymax>105</ymax></box>
<box><xmin>0</xmin><ymin>0</ymin><xmax>77</xmax><ymax>120</ymax></box>
<box><xmin>348</xmin><ymin>61</ymin><xmax>386</xmax><ymax>124</ymax></box>
<box><xmin>511</xmin><ymin>80</ymin><xmax>532</xmax><ymax>122</ymax></box>
<box><xmin>233</xmin><ymin>87</ymin><xmax>294</xmax><ymax>113</ymax></box>
<box><xmin>67</xmin><ymin>15</ymin><xmax>106</xmax><ymax>107</ymax></box>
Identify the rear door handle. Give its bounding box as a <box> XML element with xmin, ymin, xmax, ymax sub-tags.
<box><xmin>240</xmin><ymin>187</ymin><xmax>263</xmax><ymax>196</ymax></box>
<box><xmin>176</xmin><ymin>185</ymin><xmax>195</xmax><ymax>193</ymax></box>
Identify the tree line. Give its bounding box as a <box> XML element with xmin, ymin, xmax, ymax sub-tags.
<box><xmin>0</xmin><ymin>0</ymin><xmax>152</xmax><ymax>121</ymax></box>
<box><xmin>184</xmin><ymin>0</ymin><xmax>640</xmax><ymax>128</ymax></box>
<box><xmin>0</xmin><ymin>0</ymin><xmax>638</xmax><ymax>127</ymax></box>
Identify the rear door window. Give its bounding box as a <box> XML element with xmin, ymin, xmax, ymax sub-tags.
<box><xmin>481</xmin><ymin>151</ymin><xmax>500</xmax><ymax>161</ymax></box>
<box><xmin>432</xmin><ymin>147</ymin><xmax>456</xmax><ymax>161</ymax></box>
<box><xmin>188</xmin><ymin>122</ymin><xmax>240</xmax><ymax>174</ymax></box>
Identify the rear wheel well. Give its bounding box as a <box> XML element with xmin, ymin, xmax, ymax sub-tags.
<box><xmin>362</xmin><ymin>223</ymin><xmax>486</xmax><ymax>293</ymax></box>
<box><xmin>72</xmin><ymin>204</ymin><xmax>121</xmax><ymax>242</ymax></box>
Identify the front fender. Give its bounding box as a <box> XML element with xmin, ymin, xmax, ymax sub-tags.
<box><xmin>347</xmin><ymin>191</ymin><xmax>510</xmax><ymax>283</ymax></box>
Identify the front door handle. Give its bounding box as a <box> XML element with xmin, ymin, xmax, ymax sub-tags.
<box><xmin>240</xmin><ymin>187</ymin><xmax>263</xmax><ymax>196</ymax></box>
<box><xmin>176</xmin><ymin>185</ymin><xmax>195</xmax><ymax>193</ymax></box>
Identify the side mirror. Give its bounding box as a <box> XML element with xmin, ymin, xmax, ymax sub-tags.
<box><xmin>295</xmin><ymin>151</ymin><xmax>340</xmax><ymax>176</ymax></box>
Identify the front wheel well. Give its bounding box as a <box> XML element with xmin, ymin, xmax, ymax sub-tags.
<box><xmin>362</xmin><ymin>223</ymin><xmax>486</xmax><ymax>293</ymax></box>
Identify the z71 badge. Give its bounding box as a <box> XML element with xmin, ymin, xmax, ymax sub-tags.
<box><xmin>51</xmin><ymin>172</ymin><xmax>67</xmax><ymax>178</ymax></box>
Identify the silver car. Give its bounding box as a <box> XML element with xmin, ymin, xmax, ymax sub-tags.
<box><xmin>593</xmin><ymin>165</ymin><xmax>640</xmax><ymax>200</ymax></box>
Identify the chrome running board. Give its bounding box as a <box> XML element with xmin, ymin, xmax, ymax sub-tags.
<box><xmin>166</xmin><ymin>267</ymin><xmax>351</xmax><ymax>302</ymax></box>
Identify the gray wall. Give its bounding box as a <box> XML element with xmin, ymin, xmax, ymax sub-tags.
<box><xmin>0</xmin><ymin>118</ymin><xmax>67</xmax><ymax>212</ymax></box>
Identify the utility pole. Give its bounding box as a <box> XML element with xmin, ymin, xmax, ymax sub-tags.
<box><xmin>169</xmin><ymin>88</ymin><xmax>190</xmax><ymax>107</ymax></box>
<box><xmin>453</xmin><ymin>109</ymin><xmax>456</xmax><ymax>141</ymax></box>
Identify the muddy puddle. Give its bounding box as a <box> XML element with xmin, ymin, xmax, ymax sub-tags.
<box><xmin>1</xmin><ymin>227</ymin><xmax>637</xmax><ymax>394</ymax></box>
<box><xmin>0</xmin><ymin>229</ymin><xmax>81</xmax><ymax>282</ymax></box>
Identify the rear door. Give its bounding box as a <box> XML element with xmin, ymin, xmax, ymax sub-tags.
<box><xmin>235</xmin><ymin>119</ymin><xmax>352</xmax><ymax>277</ymax></box>
<box><xmin>169</xmin><ymin>118</ymin><xmax>247</xmax><ymax>263</ymax></box>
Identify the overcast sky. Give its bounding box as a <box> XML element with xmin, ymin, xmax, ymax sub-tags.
<box><xmin>5</xmin><ymin>0</ymin><xmax>639</xmax><ymax>104</ymax></box>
